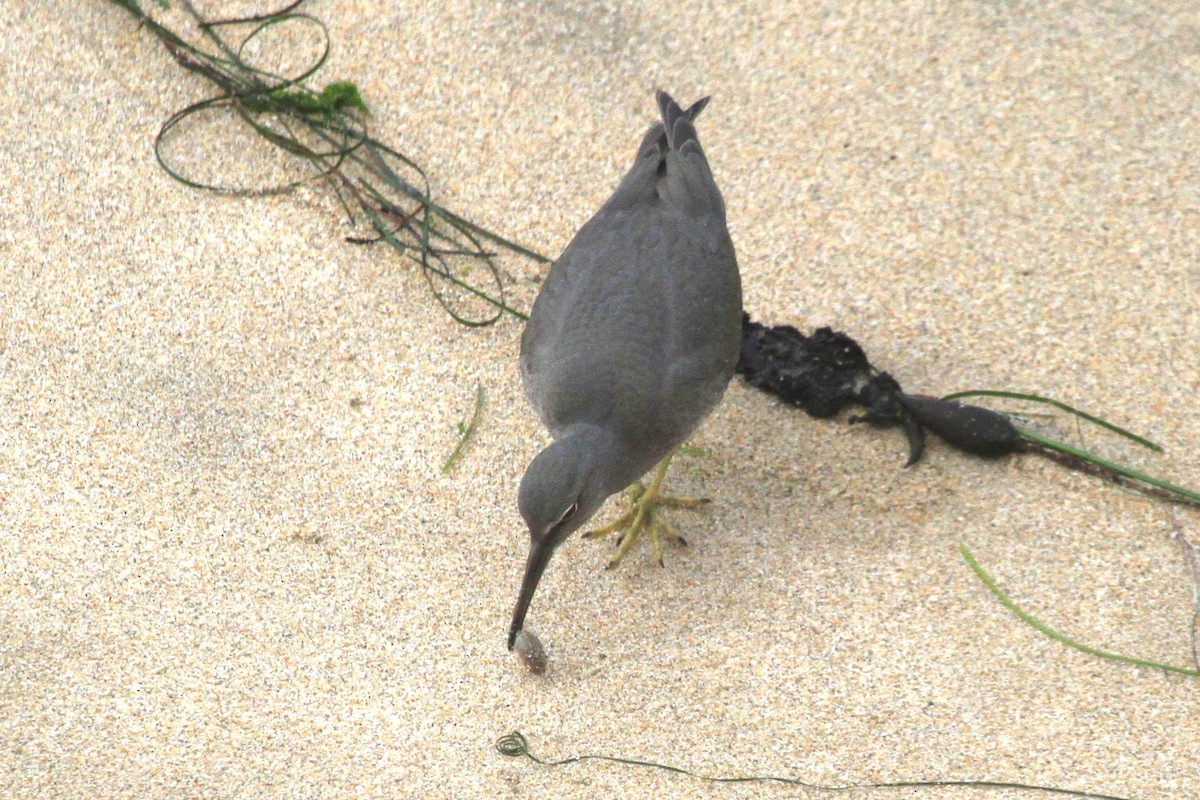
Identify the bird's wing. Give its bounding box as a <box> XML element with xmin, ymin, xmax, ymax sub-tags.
<box><xmin>520</xmin><ymin>92</ymin><xmax>740</xmax><ymax>443</ymax></box>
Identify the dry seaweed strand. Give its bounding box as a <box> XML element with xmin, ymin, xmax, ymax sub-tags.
<box><xmin>108</xmin><ymin>0</ymin><xmax>547</xmax><ymax>326</ymax></box>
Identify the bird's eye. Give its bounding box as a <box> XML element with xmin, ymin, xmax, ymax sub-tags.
<box><xmin>555</xmin><ymin>502</ymin><xmax>578</xmax><ymax>526</ymax></box>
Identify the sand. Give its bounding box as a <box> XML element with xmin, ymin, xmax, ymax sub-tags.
<box><xmin>2</xmin><ymin>1</ymin><xmax>1198</xmax><ymax>798</ymax></box>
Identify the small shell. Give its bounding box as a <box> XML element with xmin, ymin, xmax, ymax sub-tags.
<box><xmin>513</xmin><ymin>629</ymin><xmax>548</xmax><ymax>675</ymax></box>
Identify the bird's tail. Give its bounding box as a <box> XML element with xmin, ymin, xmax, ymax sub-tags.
<box><xmin>657</xmin><ymin>90</ymin><xmax>709</xmax><ymax>153</ymax></box>
<box><xmin>632</xmin><ymin>91</ymin><xmax>709</xmax><ymax>163</ymax></box>
<box><xmin>611</xmin><ymin>90</ymin><xmax>724</xmax><ymax>218</ymax></box>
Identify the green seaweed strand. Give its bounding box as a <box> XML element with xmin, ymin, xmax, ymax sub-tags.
<box><xmin>442</xmin><ymin>384</ymin><xmax>485</xmax><ymax>473</ymax></box>
<box><xmin>961</xmin><ymin>542</ymin><xmax>1200</xmax><ymax>678</ymax></box>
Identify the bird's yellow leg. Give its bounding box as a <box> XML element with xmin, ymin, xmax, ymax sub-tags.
<box><xmin>582</xmin><ymin>452</ymin><xmax>707</xmax><ymax>569</ymax></box>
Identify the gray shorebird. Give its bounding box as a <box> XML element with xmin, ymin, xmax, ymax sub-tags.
<box><xmin>508</xmin><ymin>90</ymin><xmax>743</xmax><ymax>649</ymax></box>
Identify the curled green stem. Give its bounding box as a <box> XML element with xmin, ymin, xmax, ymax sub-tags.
<box><xmin>496</xmin><ymin>731</ymin><xmax>1134</xmax><ymax>798</ymax></box>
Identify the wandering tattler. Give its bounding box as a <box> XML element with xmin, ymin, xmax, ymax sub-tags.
<box><xmin>507</xmin><ymin>90</ymin><xmax>743</xmax><ymax>649</ymax></box>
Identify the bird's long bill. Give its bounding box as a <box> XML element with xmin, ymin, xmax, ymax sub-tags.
<box><xmin>507</xmin><ymin>537</ymin><xmax>555</xmax><ymax>650</ymax></box>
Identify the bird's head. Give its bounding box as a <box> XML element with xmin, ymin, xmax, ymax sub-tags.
<box><xmin>507</xmin><ymin>435</ymin><xmax>612</xmax><ymax>649</ymax></box>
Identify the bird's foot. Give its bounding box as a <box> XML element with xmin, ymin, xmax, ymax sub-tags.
<box><xmin>582</xmin><ymin>472</ymin><xmax>709</xmax><ymax>569</ymax></box>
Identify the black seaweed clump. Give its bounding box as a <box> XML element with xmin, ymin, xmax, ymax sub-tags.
<box><xmin>737</xmin><ymin>313</ymin><xmax>902</xmax><ymax>419</ymax></box>
<box><xmin>737</xmin><ymin>313</ymin><xmax>1024</xmax><ymax>465</ymax></box>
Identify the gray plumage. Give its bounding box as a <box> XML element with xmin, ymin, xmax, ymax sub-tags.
<box><xmin>508</xmin><ymin>91</ymin><xmax>742</xmax><ymax>649</ymax></box>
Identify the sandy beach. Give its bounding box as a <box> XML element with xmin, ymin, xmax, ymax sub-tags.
<box><xmin>2</xmin><ymin>1</ymin><xmax>1198</xmax><ymax>797</ymax></box>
